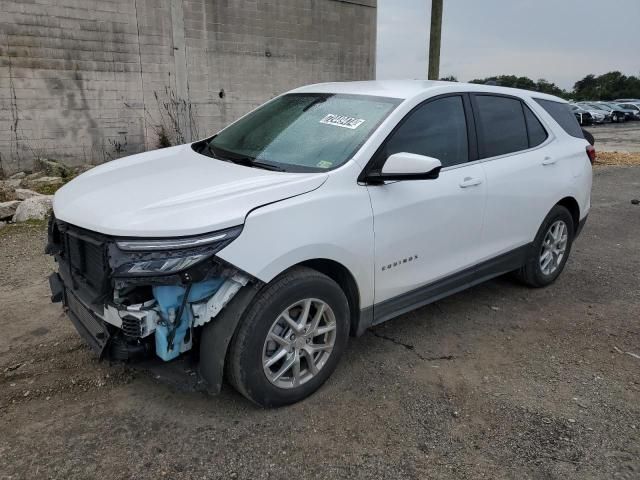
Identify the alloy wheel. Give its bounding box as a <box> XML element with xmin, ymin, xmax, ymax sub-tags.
<box><xmin>539</xmin><ymin>220</ymin><xmax>568</xmax><ymax>276</ymax></box>
<box><xmin>262</xmin><ymin>299</ymin><xmax>337</xmax><ymax>389</ymax></box>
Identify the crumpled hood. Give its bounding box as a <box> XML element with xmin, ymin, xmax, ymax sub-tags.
<box><xmin>53</xmin><ymin>145</ymin><xmax>328</xmax><ymax>237</ymax></box>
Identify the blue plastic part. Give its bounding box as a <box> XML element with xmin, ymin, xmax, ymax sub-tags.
<box><xmin>152</xmin><ymin>278</ymin><xmax>224</xmax><ymax>361</ymax></box>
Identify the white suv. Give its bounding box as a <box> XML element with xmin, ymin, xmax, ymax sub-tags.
<box><xmin>48</xmin><ymin>81</ymin><xmax>593</xmax><ymax>406</ymax></box>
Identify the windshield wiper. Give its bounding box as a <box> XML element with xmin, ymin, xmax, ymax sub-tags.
<box><xmin>228</xmin><ymin>157</ymin><xmax>285</xmax><ymax>172</ymax></box>
<box><xmin>203</xmin><ymin>142</ymin><xmax>285</xmax><ymax>172</ymax></box>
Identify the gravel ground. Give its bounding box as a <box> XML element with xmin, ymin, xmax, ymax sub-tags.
<box><xmin>586</xmin><ymin>121</ymin><xmax>640</xmax><ymax>152</ymax></box>
<box><xmin>1</xmin><ymin>166</ymin><xmax>639</xmax><ymax>480</ymax></box>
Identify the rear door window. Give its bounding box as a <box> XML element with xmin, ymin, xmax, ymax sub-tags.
<box><xmin>534</xmin><ymin>98</ymin><xmax>584</xmax><ymax>138</ymax></box>
<box><xmin>474</xmin><ymin>95</ymin><xmax>529</xmax><ymax>158</ymax></box>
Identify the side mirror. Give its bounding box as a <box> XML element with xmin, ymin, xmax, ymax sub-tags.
<box><xmin>366</xmin><ymin>152</ymin><xmax>442</xmax><ymax>183</ymax></box>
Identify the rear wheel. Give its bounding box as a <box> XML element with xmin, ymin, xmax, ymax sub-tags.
<box><xmin>227</xmin><ymin>267</ymin><xmax>350</xmax><ymax>407</ymax></box>
<box><xmin>515</xmin><ymin>205</ymin><xmax>575</xmax><ymax>288</ymax></box>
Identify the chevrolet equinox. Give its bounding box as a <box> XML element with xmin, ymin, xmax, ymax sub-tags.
<box><xmin>47</xmin><ymin>81</ymin><xmax>593</xmax><ymax>406</ymax></box>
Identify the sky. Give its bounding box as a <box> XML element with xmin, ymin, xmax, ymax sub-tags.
<box><xmin>376</xmin><ymin>0</ymin><xmax>640</xmax><ymax>90</ymax></box>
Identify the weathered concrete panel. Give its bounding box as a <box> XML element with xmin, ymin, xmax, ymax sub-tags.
<box><xmin>0</xmin><ymin>0</ymin><xmax>376</xmax><ymax>175</ymax></box>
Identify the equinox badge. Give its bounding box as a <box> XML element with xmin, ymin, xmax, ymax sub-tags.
<box><xmin>382</xmin><ymin>255</ymin><xmax>419</xmax><ymax>272</ymax></box>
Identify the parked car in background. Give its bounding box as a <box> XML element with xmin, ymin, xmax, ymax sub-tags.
<box><xmin>616</xmin><ymin>103</ymin><xmax>640</xmax><ymax>120</ymax></box>
<box><xmin>571</xmin><ymin>104</ymin><xmax>606</xmax><ymax>124</ymax></box>
<box><xmin>579</xmin><ymin>102</ymin><xmax>625</xmax><ymax>122</ymax></box>
<box><xmin>614</xmin><ymin>98</ymin><xmax>640</xmax><ymax>103</ymax></box>
<box><xmin>570</xmin><ymin>105</ymin><xmax>594</xmax><ymax>125</ymax></box>
<box><xmin>598</xmin><ymin>102</ymin><xmax>637</xmax><ymax>121</ymax></box>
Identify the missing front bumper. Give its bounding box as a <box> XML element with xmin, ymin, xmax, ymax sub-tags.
<box><xmin>64</xmin><ymin>288</ymin><xmax>111</xmax><ymax>357</ymax></box>
<box><xmin>49</xmin><ymin>272</ymin><xmax>64</xmax><ymax>303</ymax></box>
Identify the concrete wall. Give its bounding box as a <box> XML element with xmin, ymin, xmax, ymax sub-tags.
<box><xmin>0</xmin><ymin>0</ymin><xmax>376</xmax><ymax>175</ymax></box>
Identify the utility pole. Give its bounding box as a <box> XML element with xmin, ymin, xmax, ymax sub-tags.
<box><xmin>428</xmin><ymin>0</ymin><xmax>443</xmax><ymax>80</ymax></box>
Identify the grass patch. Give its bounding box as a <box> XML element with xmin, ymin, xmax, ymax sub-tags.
<box><xmin>0</xmin><ymin>219</ymin><xmax>47</xmax><ymax>238</ymax></box>
<box><xmin>595</xmin><ymin>151</ymin><xmax>640</xmax><ymax>166</ymax></box>
<box><xmin>32</xmin><ymin>183</ymin><xmax>64</xmax><ymax>195</ymax></box>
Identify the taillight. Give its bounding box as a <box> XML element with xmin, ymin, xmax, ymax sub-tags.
<box><xmin>586</xmin><ymin>145</ymin><xmax>596</xmax><ymax>164</ymax></box>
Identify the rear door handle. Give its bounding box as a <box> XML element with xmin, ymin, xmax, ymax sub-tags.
<box><xmin>542</xmin><ymin>157</ymin><xmax>557</xmax><ymax>166</ymax></box>
<box><xmin>459</xmin><ymin>177</ymin><xmax>482</xmax><ymax>188</ymax></box>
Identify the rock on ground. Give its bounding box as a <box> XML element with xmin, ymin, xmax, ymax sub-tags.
<box><xmin>23</xmin><ymin>171</ymin><xmax>46</xmax><ymax>181</ymax></box>
<box><xmin>14</xmin><ymin>189</ymin><xmax>42</xmax><ymax>201</ymax></box>
<box><xmin>0</xmin><ymin>200</ymin><xmax>21</xmax><ymax>220</ymax></box>
<box><xmin>12</xmin><ymin>196</ymin><xmax>53</xmax><ymax>222</ymax></box>
<box><xmin>0</xmin><ymin>183</ymin><xmax>17</xmax><ymax>202</ymax></box>
<box><xmin>25</xmin><ymin>176</ymin><xmax>63</xmax><ymax>188</ymax></box>
<box><xmin>0</xmin><ymin>179</ymin><xmax>22</xmax><ymax>199</ymax></box>
<box><xmin>4</xmin><ymin>178</ymin><xmax>22</xmax><ymax>188</ymax></box>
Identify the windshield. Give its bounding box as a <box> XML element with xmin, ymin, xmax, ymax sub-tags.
<box><xmin>203</xmin><ymin>93</ymin><xmax>402</xmax><ymax>172</ymax></box>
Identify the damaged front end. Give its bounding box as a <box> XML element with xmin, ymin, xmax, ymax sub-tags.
<box><xmin>46</xmin><ymin>216</ymin><xmax>256</xmax><ymax>378</ymax></box>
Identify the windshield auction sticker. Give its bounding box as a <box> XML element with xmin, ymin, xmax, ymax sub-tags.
<box><xmin>320</xmin><ymin>114</ymin><xmax>366</xmax><ymax>129</ymax></box>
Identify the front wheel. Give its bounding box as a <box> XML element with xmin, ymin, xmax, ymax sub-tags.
<box><xmin>226</xmin><ymin>267</ymin><xmax>350</xmax><ymax>407</ymax></box>
<box><xmin>514</xmin><ymin>205</ymin><xmax>575</xmax><ymax>288</ymax></box>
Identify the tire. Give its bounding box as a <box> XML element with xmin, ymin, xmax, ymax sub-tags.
<box><xmin>226</xmin><ymin>267</ymin><xmax>350</xmax><ymax>407</ymax></box>
<box><xmin>514</xmin><ymin>205</ymin><xmax>575</xmax><ymax>288</ymax></box>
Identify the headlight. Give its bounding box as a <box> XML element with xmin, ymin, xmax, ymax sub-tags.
<box><xmin>115</xmin><ymin>226</ymin><xmax>242</xmax><ymax>251</ymax></box>
<box><xmin>119</xmin><ymin>254</ymin><xmax>209</xmax><ymax>275</ymax></box>
<box><xmin>112</xmin><ymin>226</ymin><xmax>242</xmax><ymax>276</ymax></box>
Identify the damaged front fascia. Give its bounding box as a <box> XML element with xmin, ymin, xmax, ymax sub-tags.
<box><xmin>47</xmin><ymin>216</ymin><xmax>261</xmax><ymax>363</ymax></box>
<box><xmin>107</xmin><ymin>242</ymin><xmax>261</xmax><ymax>351</ymax></box>
<box><xmin>107</xmin><ymin>242</ymin><xmax>260</xmax><ymax>323</ymax></box>
<box><xmin>108</xmin><ymin>243</ymin><xmax>241</xmax><ymax>289</ymax></box>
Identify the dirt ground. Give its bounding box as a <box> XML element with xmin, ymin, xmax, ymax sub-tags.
<box><xmin>1</xmin><ymin>166</ymin><xmax>639</xmax><ymax>480</ymax></box>
<box><xmin>586</xmin><ymin>121</ymin><xmax>640</xmax><ymax>152</ymax></box>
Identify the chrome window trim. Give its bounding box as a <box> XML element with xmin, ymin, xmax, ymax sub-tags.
<box><xmin>441</xmin><ymin>133</ymin><xmax>556</xmax><ymax>172</ymax></box>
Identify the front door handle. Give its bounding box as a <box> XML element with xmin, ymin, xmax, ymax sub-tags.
<box><xmin>542</xmin><ymin>157</ymin><xmax>557</xmax><ymax>166</ymax></box>
<box><xmin>459</xmin><ymin>177</ymin><xmax>482</xmax><ymax>188</ymax></box>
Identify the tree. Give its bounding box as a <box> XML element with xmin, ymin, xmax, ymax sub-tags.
<box><xmin>469</xmin><ymin>75</ymin><xmax>568</xmax><ymax>98</ymax></box>
<box><xmin>534</xmin><ymin>79</ymin><xmax>565</xmax><ymax>97</ymax></box>
<box><xmin>458</xmin><ymin>71</ymin><xmax>640</xmax><ymax>100</ymax></box>
<box><xmin>573</xmin><ymin>71</ymin><xmax>640</xmax><ymax>100</ymax></box>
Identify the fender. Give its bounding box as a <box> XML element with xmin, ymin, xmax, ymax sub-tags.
<box><xmin>199</xmin><ymin>280</ymin><xmax>263</xmax><ymax>394</ymax></box>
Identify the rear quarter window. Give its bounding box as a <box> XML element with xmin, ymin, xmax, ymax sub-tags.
<box><xmin>533</xmin><ymin>98</ymin><xmax>584</xmax><ymax>139</ymax></box>
<box><xmin>523</xmin><ymin>104</ymin><xmax>548</xmax><ymax>148</ymax></box>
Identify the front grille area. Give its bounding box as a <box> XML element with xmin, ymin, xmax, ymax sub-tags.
<box><xmin>54</xmin><ymin>221</ymin><xmax>111</xmax><ymax>295</ymax></box>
